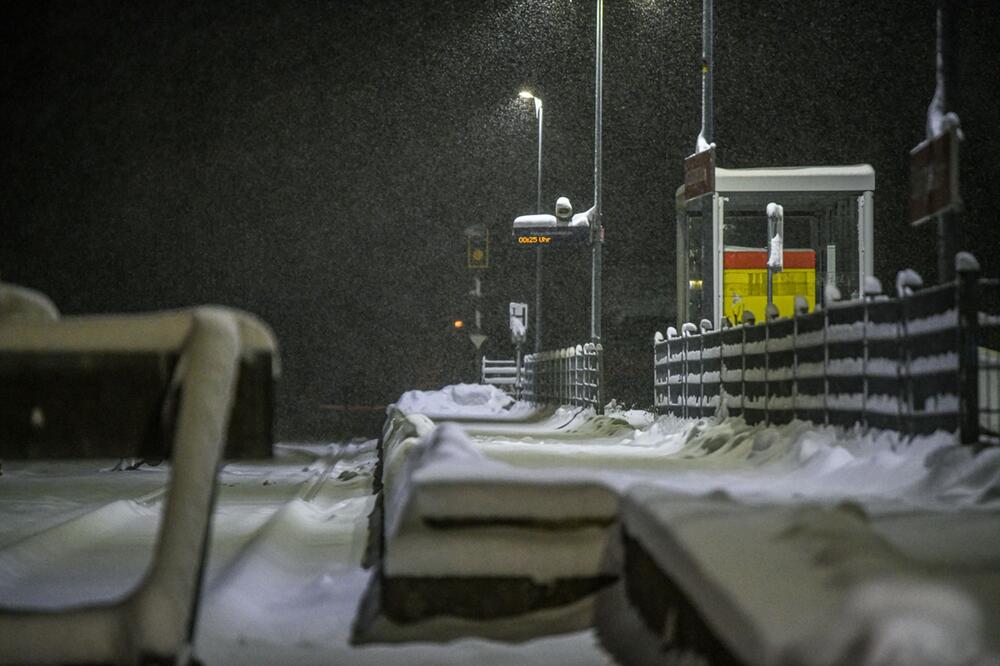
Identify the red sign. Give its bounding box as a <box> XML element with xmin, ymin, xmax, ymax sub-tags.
<box><xmin>684</xmin><ymin>147</ymin><xmax>715</xmax><ymax>201</ymax></box>
<box><xmin>910</xmin><ymin>127</ymin><xmax>961</xmax><ymax>226</ymax></box>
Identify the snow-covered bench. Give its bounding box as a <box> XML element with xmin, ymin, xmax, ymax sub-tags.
<box><xmin>599</xmin><ymin>484</ymin><xmax>994</xmax><ymax>666</ymax></box>
<box><xmin>358</xmin><ymin>420</ymin><xmax>621</xmax><ymax>641</ymax></box>
<box><xmin>0</xmin><ymin>283</ymin><xmax>279</xmax><ymax>459</ymax></box>
<box><xmin>0</xmin><ymin>306</ymin><xmax>277</xmax><ymax>664</ymax></box>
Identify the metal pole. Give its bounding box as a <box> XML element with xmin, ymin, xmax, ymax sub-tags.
<box><xmin>591</xmin><ymin>0</ymin><xmax>603</xmax><ymax>345</ymax></box>
<box><xmin>535</xmin><ymin>102</ymin><xmax>544</xmax><ymax>353</ymax></box>
<box><xmin>936</xmin><ymin>0</ymin><xmax>960</xmax><ymax>284</ymax></box>
<box><xmin>700</xmin><ymin>0</ymin><xmax>714</xmax><ymax>147</ymax></box>
<box><xmin>588</xmin><ymin>0</ymin><xmax>604</xmax><ymax>415</ymax></box>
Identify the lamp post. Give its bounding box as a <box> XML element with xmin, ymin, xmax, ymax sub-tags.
<box><xmin>519</xmin><ymin>90</ymin><xmax>544</xmax><ymax>353</ymax></box>
<box><xmin>591</xmin><ymin>0</ymin><xmax>603</xmax><ymax>346</ymax></box>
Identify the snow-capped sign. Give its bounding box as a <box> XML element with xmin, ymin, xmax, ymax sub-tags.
<box><xmin>683</xmin><ymin>146</ymin><xmax>715</xmax><ymax>201</ymax></box>
<box><xmin>909</xmin><ymin>126</ymin><xmax>961</xmax><ymax>226</ymax></box>
<box><xmin>508</xmin><ymin>302</ymin><xmax>528</xmax><ymax>345</ymax></box>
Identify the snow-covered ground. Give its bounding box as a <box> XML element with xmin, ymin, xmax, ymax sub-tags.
<box><xmin>0</xmin><ymin>442</ymin><xmax>612</xmax><ymax>665</ymax></box>
<box><xmin>3</xmin><ymin>382</ymin><xmax>999</xmax><ymax>663</ymax></box>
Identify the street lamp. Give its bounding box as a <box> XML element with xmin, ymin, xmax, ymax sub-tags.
<box><xmin>518</xmin><ymin>90</ymin><xmax>544</xmax><ymax>353</ymax></box>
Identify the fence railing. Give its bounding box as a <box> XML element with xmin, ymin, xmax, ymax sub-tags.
<box><xmin>522</xmin><ymin>343</ymin><xmax>603</xmax><ymax>411</ymax></box>
<box><xmin>655</xmin><ymin>258</ymin><xmax>998</xmax><ymax>446</ymax></box>
<box><xmin>977</xmin><ymin>275</ymin><xmax>1000</xmax><ymax>445</ymax></box>
<box><xmin>481</xmin><ymin>357</ymin><xmax>520</xmax><ymax>393</ymax></box>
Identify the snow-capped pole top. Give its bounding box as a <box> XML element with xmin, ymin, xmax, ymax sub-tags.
<box><xmin>555</xmin><ymin>196</ymin><xmax>573</xmax><ymax>220</ymax></box>
<box><xmin>654</xmin><ymin>331</ymin><xmax>664</xmax><ymax>344</ymax></box>
<box><xmin>765</xmin><ymin>303</ymin><xmax>780</xmax><ymax>321</ymax></box>
<box><xmin>896</xmin><ymin>269</ymin><xmax>924</xmax><ymax>298</ymax></box>
<box><xmin>741</xmin><ymin>310</ymin><xmax>756</xmax><ymax>326</ymax></box>
<box><xmin>955</xmin><ymin>252</ymin><xmax>980</xmax><ymax>274</ymax></box>
<box><xmin>699</xmin><ymin>318</ymin><xmax>713</xmax><ymax>333</ymax></box>
<box><xmin>794</xmin><ymin>295</ymin><xmax>809</xmax><ymax>315</ymax></box>
<box><xmin>824</xmin><ymin>283</ymin><xmax>842</xmax><ymax>304</ymax></box>
<box><xmin>667</xmin><ymin>326</ymin><xmax>679</xmax><ymax>339</ymax></box>
<box><xmin>681</xmin><ymin>322</ymin><xmax>698</xmax><ymax>337</ymax></box>
<box><xmin>863</xmin><ymin>276</ymin><xmax>883</xmax><ymax>298</ymax></box>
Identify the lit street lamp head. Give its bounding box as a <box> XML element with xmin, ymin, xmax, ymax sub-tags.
<box><xmin>518</xmin><ymin>90</ymin><xmax>542</xmax><ymax>114</ymax></box>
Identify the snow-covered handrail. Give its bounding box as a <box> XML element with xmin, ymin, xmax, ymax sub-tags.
<box><xmin>653</xmin><ymin>262</ymin><xmax>995</xmax><ymax>446</ymax></box>
<box><xmin>522</xmin><ymin>342</ymin><xmax>603</xmax><ymax>412</ymax></box>
<box><xmin>0</xmin><ymin>307</ymin><xmax>247</xmax><ymax>664</ymax></box>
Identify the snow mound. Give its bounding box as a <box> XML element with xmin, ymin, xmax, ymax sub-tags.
<box><xmin>912</xmin><ymin>445</ymin><xmax>1000</xmax><ymax>507</ymax></box>
<box><xmin>794</xmin><ymin>578</ymin><xmax>984</xmax><ymax>666</ymax></box>
<box><xmin>394</xmin><ymin>384</ymin><xmax>534</xmax><ymax>419</ymax></box>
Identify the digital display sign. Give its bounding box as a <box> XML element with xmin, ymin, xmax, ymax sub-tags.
<box><xmin>512</xmin><ymin>226</ymin><xmax>588</xmax><ymax>247</ymax></box>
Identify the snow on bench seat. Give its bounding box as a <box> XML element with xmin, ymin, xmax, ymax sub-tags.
<box><xmin>383</xmin><ymin>423</ymin><xmax>619</xmax><ymax>579</ymax></box>
<box><xmin>605</xmin><ymin>485</ymin><xmax>991</xmax><ymax>666</ymax></box>
<box><xmin>368</xmin><ymin>421</ymin><xmax>621</xmax><ymax>635</ymax></box>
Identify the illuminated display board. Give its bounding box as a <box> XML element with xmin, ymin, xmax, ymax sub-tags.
<box><xmin>512</xmin><ymin>226</ymin><xmax>588</xmax><ymax>247</ymax></box>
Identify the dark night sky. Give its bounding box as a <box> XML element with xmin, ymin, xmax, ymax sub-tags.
<box><xmin>2</xmin><ymin>0</ymin><xmax>998</xmax><ymax>438</ymax></box>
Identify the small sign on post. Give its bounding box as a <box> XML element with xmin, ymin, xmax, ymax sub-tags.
<box><xmin>683</xmin><ymin>146</ymin><xmax>716</xmax><ymax>201</ymax></box>
<box><xmin>910</xmin><ymin>127</ymin><xmax>961</xmax><ymax>226</ymax></box>
<box><xmin>509</xmin><ymin>302</ymin><xmax>528</xmax><ymax>345</ymax></box>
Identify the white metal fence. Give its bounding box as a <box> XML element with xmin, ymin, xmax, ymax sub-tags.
<box><xmin>481</xmin><ymin>357</ymin><xmax>520</xmax><ymax>393</ymax></box>
<box><xmin>521</xmin><ymin>343</ymin><xmax>603</xmax><ymax>411</ymax></box>
<box><xmin>655</xmin><ymin>260</ymin><xmax>997</xmax><ymax>446</ymax></box>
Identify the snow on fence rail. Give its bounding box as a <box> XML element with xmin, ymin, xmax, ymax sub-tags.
<box><xmin>521</xmin><ymin>343</ymin><xmax>603</xmax><ymax>411</ymax></box>
<box><xmin>655</xmin><ymin>259</ymin><xmax>998</xmax><ymax>445</ymax></box>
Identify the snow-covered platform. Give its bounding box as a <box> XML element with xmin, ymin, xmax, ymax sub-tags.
<box><xmin>0</xmin><ymin>444</ymin><xmax>613</xmax><ymax>665</ymax></box>
<box><xmin>372</xmin><ymin>384</ymin><xmax>1000</xmax><ymax>662</ymax></box>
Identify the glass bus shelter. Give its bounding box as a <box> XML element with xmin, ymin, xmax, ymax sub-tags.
<box><xmin>676</xmin><ymin>164</ymin><xmax>875</xmax><ymax>329</ymax></box>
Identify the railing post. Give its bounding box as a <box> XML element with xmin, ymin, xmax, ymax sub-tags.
<box><xmin>957</xmin><ymin>254</ymin><xmax>981</xmax><ymax>446</ymax></box>
<box><xmin>897</xmin><ymin>269</ymin><xmax>924</xmax><ymax>437</ymax></box>
<box><xmin>823</xmin><ymin>305</ymin><xmax>830</xmax><ymax>427</ymax></box>
<box><xmin>699</xmin><ymin>330</ymin><xmax>705</xmax><ymax>418</ymax></box>
<box><xmin>862</xmin><ymin>297</ymin><xmax>869</xmax><ymax>431</ymax></box>
<box><xmin>682</xmin><ymin>332</ymin><xmax>690</xmax><ymax>419</ymax></box>
<box><xmin>740</xmin><ymin>322</ymin><xmax>746</xmax><ymax>416</ymax></box>
<box><xmin>764</xmin><ymin>315</ymin><xmax>770</xmax><ymax>426</ymax></box>
<box><xmin>792</xmin><ymin>304</ymin><xmax>799</xmax><ymax>422</ymax></box>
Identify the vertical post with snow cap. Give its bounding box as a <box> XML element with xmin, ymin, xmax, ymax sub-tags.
<box><xmin>740</xmin><ymin>320</ymin><xmax>746</xmax><ymax>416</ymax></box>
<box><xmin>699</xmin><ymin>327</ymin><xmax>706</xmax><ymax>416</ymax></box>
<box><xmin>957</xmin><ymin>253</ymin><xmax>980</xmax><ymax>446</ymax></box>
<box><xmin>766</xmin><ymin>202</ymin><xmax>784</xmax><ymax>310</ymax></box>
<box><xmin>859</xmin><ymin>191</ymin><xmax>875</xmax><ymax>289</ymax></box>
<box><xmin>699</xmin><ymin>0</ymin><xmax>714</xmax><ymax>150</ymax></box>
<box><xmin>588</xmin><ymin>0</ymin><xmax>605</xmax><ymax>406</ymax></box>
<box><xmin>936</xmin><ymin>0</ymin><xmax>960</xmax><ymax>284</ymax></box>
<box><xmin>897</xmin><ymin>269</ymin><xmax>924</xmax><ymax>435</ymax></box>
<box><xmin>535</xmin><ymin>99</ymin><xmax>544</xmax><ymax>353</ymax></box>
<box><xmin>765</xmin><ymin>315</ymin><xmax>771</xmax><ymax>426</ymax></box>
<box><xmin>823</xmin><ymin>304</ymin><xmax>830</xmax><ymax>426</ymax></box>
